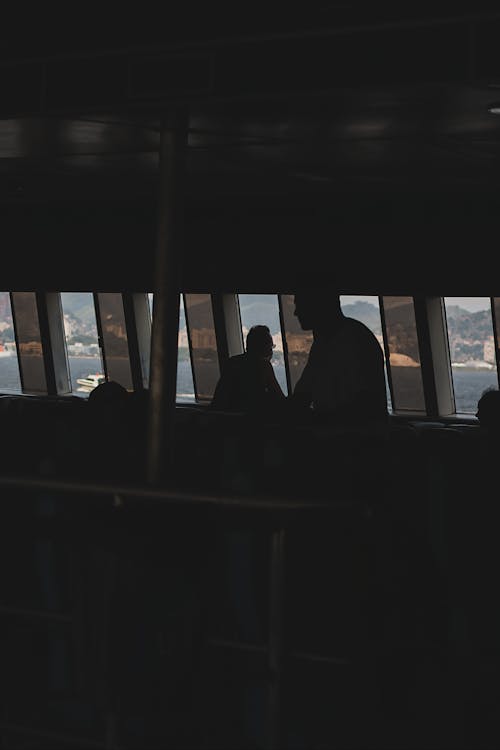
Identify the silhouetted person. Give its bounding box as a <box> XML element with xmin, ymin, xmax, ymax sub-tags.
<box><xmin>88</xmin><ymin>378</ymin><xmax>128</xmax><ymax>408</ymax></box>
<box><xmin>86</xmin><ymin>380</ymin><xmax>131</xmax><ymax>477</ymax></box>
<box><xmin>211</xmin><ymin>324</ymin><xmax>285</xmax><ymax>414</ymax></box>
<box><xmin>448</xmin><ymin>391</ymin><xmax>500</xmax><ymax>700</ymax></box>
<box><xmin>290</xmin><ymin>288</ymin><xmax>388</xmax><ymax>425</ymax></box>
<box><xmin>466</xmin><ymin>386</ymin><xmax>500</xmax><ymax>504</ymax></box>
<box><xmin>476</xmin><ymin>387</ymin><xmax>500</xmax><ymax>437</ymax></box>
<box><xmin>211</xmin><ymin>326</ymin><xmax>285</xmax><ymax>742</ymax></box>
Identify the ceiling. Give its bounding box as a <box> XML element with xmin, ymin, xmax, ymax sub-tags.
<box><xmin>0</xmin><ymin>5</ymin><xmax>498</xmax><ymax>203</ymax></box>
<box><xmin>0</xmin><ymin>84</ymin><xmax>499</xmax><ymax>203</ymax></box>
<box><xmin>1</xmin><ymin>6</ymin><xmax>500</xmax><ymax>292</ymax></box>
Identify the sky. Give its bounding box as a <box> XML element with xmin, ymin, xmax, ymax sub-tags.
<box><xmin>341</xmin><ymin>295</ymin><xmax>491</xmax><ymax>313</ymax></box>
<box><xmin>442</xmin><ymin>297</ymin><xmax>491</xmax><ymax>312</ymax></box>
<box><xmin>149</xmin><ymin>292</ymin><xmax>492</xmax><ymax>318</ymax></box>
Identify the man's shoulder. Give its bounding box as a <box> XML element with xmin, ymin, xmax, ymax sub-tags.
<box><xmin>227</xmin><ymin>353</ymin><xmax>247</xmax><ymax>364</ymax></box>
<box><xmin>343</xmin><ymin>316</ymin><xmax>380</xmax><ymax>341</ymax></box>
<box><xmin>223</xmin><ymin>353</ymin><xmax>248</xmax><ymax>373</ymax></box>
<box><xmin>343</xmin><ymin>316</ymin><xmax>372</xmax><ymax>332</ymax></box>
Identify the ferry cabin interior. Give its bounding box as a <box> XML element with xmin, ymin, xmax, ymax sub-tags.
<box><xmin>2</xmin><ymin>5</ymin><xmax>500</xmax><ymax>749</ymax></box>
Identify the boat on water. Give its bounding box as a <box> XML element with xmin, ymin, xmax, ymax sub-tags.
<box><xmin>76</xmin><ymin>373</ymin><xmax>106</xmax><ymax>393</ymax></box>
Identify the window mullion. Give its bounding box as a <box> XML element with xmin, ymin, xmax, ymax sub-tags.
<box><xmin>278</xmin><ymin>294</ymin><xmax>292</xmax><ymax>396</ymax></box>
<box><xmin>490</xmin><ymin>298</ymin><xmax>500</xmax><ymax>390</ymax></box>
<box><xmin>123</xmin><ymin>292</ymin><xmax>147</xmax><ymax>391</ymax></box>
<box><xmin>133</xmin><ymin>292</ymin><xmax>152</xmax><ymax>389</ymax></box>
<box><xmin>41</xmin><ymin>292</ymin><xmax>71</xmax><ymax>395</ymax></box>
<box><xmin>223</xmin><ymin>294</ymin><xmax>244</xmax><ymax>358</ymax></box>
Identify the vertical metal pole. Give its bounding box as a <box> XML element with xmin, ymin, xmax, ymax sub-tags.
<box><xmin>147</xmin><ymin>108</ymin><xmax>188</xmax><ymax>484</ymax></box>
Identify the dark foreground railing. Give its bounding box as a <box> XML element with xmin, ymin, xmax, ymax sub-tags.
<box><xmin>0</xmin><ymin>418</ymin><xmax>497</xmax><ymax>749</ymax></box>
<box><xmin>0</xmin><ymin>473</ymin><xmax>363</xmax><ymax>750</ymax></box>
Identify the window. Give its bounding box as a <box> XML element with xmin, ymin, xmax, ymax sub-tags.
<box><xmin>60</xmin><ymin>293</ymin><xmax>103</xmax><ymax>397</ymax></box>
<box><xmin>0</xmin><ymin>292</ymin><xmax>21</xmax><ymax>392</ymax></box>
<box><xmin>238</xmin><ymin>294</ymin><xmax>287</xmax><ymax>394</ymax></box>
<box><xmin>148</xmin><ymin>293</ymin><xmax>196</xmax><ymax>403</ymax></box>
<box><xmin>381</xmin><ymin>296</ymin><xmax>425</xmax><ymax>412</ymax></box>
<box><xmin>177</xmin><ymin>296</ymin><xmax>195</xmax><ymax>403</ymax></box>
<box><xmin>10</xmin><ymin>292</ymin><xmax>47</xmax><ymax>394</ymax></box>
<box><xmin>95</xmin><ymin>293</ymin><xmax>133</xmax><ymax>391</ymax></box>
<box><xmin>445</xmin><ymin>297</ymin><xmax>497</xmax><ymax>414</ymax></box>
<box><xmin>184</xmin><ymin>294</ymin><xmax>219</xmax><ymax>402</ymax></box>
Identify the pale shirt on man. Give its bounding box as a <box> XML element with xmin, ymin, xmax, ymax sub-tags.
<box><xmin>293</xmin><ymin>316</ymin><xmax>387</xmax><ymax>417</ymax></box>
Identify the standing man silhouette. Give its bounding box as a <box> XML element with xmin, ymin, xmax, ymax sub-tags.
<box><xmin>291</xmin><ymin>289</ymin><xmax>388</xmax><ymax>424</ymax></box>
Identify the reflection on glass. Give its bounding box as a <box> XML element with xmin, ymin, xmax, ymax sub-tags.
<box><xmin>0</xmin><ymin>292</ymin><xmax>21</xmax><ymax>392</ymax></box>
<box><xmin>149</xmin><ymin>293</ymin><xmax>195</xmax><ymax>403</ymax></box>
<box><xmin>446</xmin><ymin>297</ymin><xmax>497</xmax><ymax>413</ymax></box>
<box><xmin>184</xmin><ymin>293</ymin><xmax>219</xmax><ymax>401</ymax></box>
<box><xmin>60</xmin><ymin>292</ymin><xmax>103</xmax><ymax>397</ymax></box>
<box><xmin>96</xmin><ymin>293</ymin><xmax>133</xmax><ymax>390</ymax></box>
<box><xmin>10</xmin><ymin>292</ymin><xmax>47</xmax><ymax>394</ymax></box>
<box><xmin>340</xmin><ymin>295</ymin><xmax>392</xmax><ymax>412</ymax></box>
<box><xmin>280</xmin><ymin>294</ymin><xmax>313</xmax><ymax>392</ymax></box>
<box><xmin>382</xmin><ymin>296</ymin><xmax>425</xmax><ymax>412</ymax></box>
<box><xmin>238</xmin><ymin>294</ymin><xmax>287</xmax><ymax>395</ymax></box>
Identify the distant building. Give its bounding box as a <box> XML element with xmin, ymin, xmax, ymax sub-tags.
<box><xmin>484</xmin><ymin>336</ymin><xmax>496</xmax><ymax>365</ymax></box>
<box><xmin>67</xmin><ymin>342</ymin><xmax>100</xmax><ymax>356</ymax></box>
<box><xmin>191</xmin><ymin>328</ymin><xmax>216</xmax><ymax>349</ymax></box>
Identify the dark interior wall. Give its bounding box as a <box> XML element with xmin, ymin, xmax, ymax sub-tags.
<box><xmin>1</xmin><ymin>188</ymin><xmax>498</xmax><ymax>294</ymax></box>
<box><xmin>186</xmin><ymin>189</ymin><xmax>500</xmax><ymax>294</ymax></box>
<box><xmin>0</xmin><ymin>200</ymin><xmax>157</xmax><ymax>292</ymax></box>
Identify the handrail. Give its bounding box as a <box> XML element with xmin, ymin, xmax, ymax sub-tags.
<box><xmin>0</xmin><ymin>473</ymin><xmax>356</xmax><ymax>512</ymax></box>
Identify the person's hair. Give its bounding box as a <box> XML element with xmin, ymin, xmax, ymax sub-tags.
<box><xmin>477</xmin><ymin>387</ymin><xmax>500</xmax><ymax>429</ymax></box>
<box><xmin>246</xmin><ymin>325</ymin><xmax>272</xmax><ymax>355</ymax></box>
<box><xmin>294</xmin><ymin>288</ymin><xmax>342</xmax><ymax>316</ymax></box>
<box><xmin>293</xmin><ymin>288</ymin><xmax>343</xmax><ymax>332</ymax></box>
<box><xmin>88</xmin><ymin>380</ymin><xmax>128</xmax><ymax>408</ymax></box>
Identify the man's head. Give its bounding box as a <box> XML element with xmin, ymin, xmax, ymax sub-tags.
<box><xmin>476</xmin><ymin>388</ymin><xmax>500</xmax><ymax>429</ymax></box>
<box><xmin>246</xmin><ymin>325</ymin><xmax>275</xmax><ymax>360</ymax></box>
<box><xmin>293</xmin><ymin>288</ymin><xmax>342</xmax><ymax>331</ymax></box>
<box><xmin>88</xmin><ymin>380</ymin><xmax>129</xmax><ymax>409</ymax></box>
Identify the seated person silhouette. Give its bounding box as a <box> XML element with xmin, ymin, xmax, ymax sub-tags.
<box><xmin>290</xmin><ymin>288</ymin><xmax>388</xmax><ymax>425</ymax></box>
<box><xmin>211</xmin><ymin>325</ymin><xmax>285</xmax><ymax>414</ymax></box>
<box><xmin>476</xmin><ymin>387</ymin><xmax>500</xmax><ymax>437</ymax></box>
<box><xmin>86</xmin><ymin>380</ymin><xmax>131</xmax><ymax>477</ymax></box>
<box><xmin>88</xmin><ymin>379</ymin><xmax>129</xmax><ymax>409</ymax></box>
